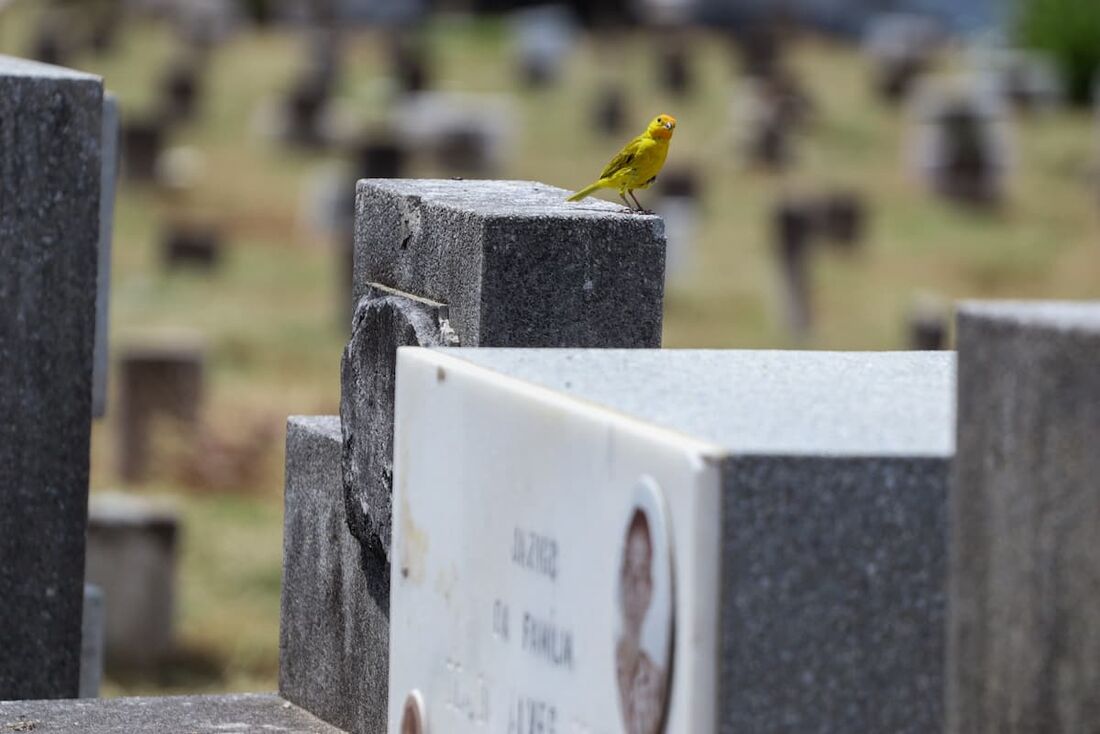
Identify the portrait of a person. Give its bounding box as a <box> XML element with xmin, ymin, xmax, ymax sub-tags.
<box><xmin>616</xmin><ymin>507</ymin><xmax>667</xmax><ymax>734</ymax></box>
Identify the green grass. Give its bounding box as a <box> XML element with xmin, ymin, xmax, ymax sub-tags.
<box><xmin>3</xmin><ymin>2</ymin><xmax>1100</xmax><ymax>696</ymax></box>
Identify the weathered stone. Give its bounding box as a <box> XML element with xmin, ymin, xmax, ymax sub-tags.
<box><xmin>0</xmin><ymin>693</ymin><xmax>343</xmax><ymax>733</ymax></box>
<box><xmin>86</xmin><ymin>493</ymin><xmax>180</xmax><ymax>670</ymax></box>
<box><xmin>93</xmin><ymin>93</ymin><xmax>119</xmax><ymax>419</ymax></box>
<box><xmin>280</xmin><ymin>416</ymin><xmax>387</xmax><ymax>734</ymax></box>
<box><xmin>0</xmin><ymin>55</ymin><xmax>102</xmax><ymax>701</ymax></box>
<box><xmin>948</xmin><ymin>301</ymin><xmax>1100</xmax><ymax>734</ymax></box>
<box><xmin>116</xmin><ymin>341</ymin><xmax>205</xmax><ymax>482</ymax></box>
<box><xmin>344</xmin><ymin>179</ymin><xmax>665</xmax><ymax>558</ymax></box>
<box><xmin>352</xmin><ymin>179</ymin><xmax>665</xmax><ymax>347</ymax></box>
<box><xmin>341</xmin><ymin>285</ymin><xmax>457</xmax><ymax>560</ymax></box>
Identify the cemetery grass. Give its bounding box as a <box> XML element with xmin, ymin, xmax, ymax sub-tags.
<box><xmin>2</xmin><ymin>6</ymin><xmax>1098</xmax><ymax>695</ymax></box>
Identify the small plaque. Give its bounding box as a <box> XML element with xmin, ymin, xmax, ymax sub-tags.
<box><xmin>389</xmin><ymin>350</ymin><xmax>722</xmax><ymax>733</ymax></box>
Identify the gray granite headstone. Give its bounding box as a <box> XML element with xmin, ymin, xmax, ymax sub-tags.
<box><xmin>418</xmin><ymin>348</ymin><xmax>956</xmax><ymax>733</ymax></box>
<box><xmin>0</xmin><ymin>55</ymin><xmax>103</xmax><ymax>701</ymax></box>
<box><xmin>948</xmin><ymin>301</ymin><xmax>1100</xmax><ymax>733</ymax></box>
<box><xmin>86</xmin><ymin>493</ymin><xmax>180</xmax><ymax>670</ymax></box>
<box><xmin>280</xmin><ymin>416</ymin><xmax>388</xmax><ymax>734</ymax></box>
<box><xmin>92</xmin><ymin>93</ymin><xmax>119</xmax><ymax>419</ymax></box>
<box><xmin>343</xmin><ymin>179</ymin><xmax>665</xmax><ymax>559</ymax></box>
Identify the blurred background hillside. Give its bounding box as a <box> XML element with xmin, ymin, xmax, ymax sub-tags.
<box><xmin>1</xmin><ymin>0</ymin><xmax>1097</xmax><ymax>697</ymax></box>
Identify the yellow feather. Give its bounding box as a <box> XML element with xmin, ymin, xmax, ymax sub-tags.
<box><xmin>567</xmin><ymin>114</ymin><xmax>677</xmax><ymax>209</ymax></box>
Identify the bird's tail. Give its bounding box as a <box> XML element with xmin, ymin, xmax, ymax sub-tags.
<box><xmin>567</xmin><ymin>180</ymin><xmax>604</xmax><ymax>202</ymax></box>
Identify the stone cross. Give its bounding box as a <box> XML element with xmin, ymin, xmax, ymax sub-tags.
<box><xmin>0</xmin><ymin>56</ymin><xmax>103</xmax><ymax>700</ymax></box>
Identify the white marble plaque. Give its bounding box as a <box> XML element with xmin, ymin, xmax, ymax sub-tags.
<box><xmin>389</xmin><ymin>348</ymin><xmax>723</xmax><ymax>733</ymax></box>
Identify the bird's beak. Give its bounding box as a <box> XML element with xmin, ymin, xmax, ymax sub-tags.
<box><xmin>664</xmin><ymin>122</ymin><xmax>674</xmax><ymax>130</ymax></box>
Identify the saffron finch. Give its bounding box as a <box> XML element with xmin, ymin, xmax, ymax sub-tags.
<box><xmin>568</xmin><ymin>113</ymin><xmax>677</xmax><ymax>212</ymax></box>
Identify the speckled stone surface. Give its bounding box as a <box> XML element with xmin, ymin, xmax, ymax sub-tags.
<box><xmin>0</xmin><ymin>693</ymin><xmax>344</xmax><ymax>733</ymax></box>
<box><xmin>343</xmin><ymin>179</ymin><xmax>666</xmax><ymax>562</ymax></box>
<box><xmin>948</xmin><ymin>301</ymin><xmax>1100</xmax><ymax>734</ymax></box>
<box><xmin>352</xmin><ymin>179</ymin><xmax>666</xmax><ymax>348</ymax></box>
<box><xmin>0</xmin><ymin>56</ymin><xmax>103</xmax><ymax>700</ymax></box>
<box><xmin>341</xmin><ymin>285</ymin><xmax>455</xmax><ymax>560</ymax></box>
<box><xmin>281</xmin><ymin>417</ymin><xmax>388</xmax><ymax>734</ymax></box>
<box><xmin>427</xmin><ymin>347</ymin><xmax>956</xmax><ymax>733</ymax></box>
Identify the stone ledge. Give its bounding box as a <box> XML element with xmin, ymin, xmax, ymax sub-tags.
<box><xmin>0</xmin><ymin>694</ymin><xmax>344</xmax><ymax>733</ymax></box>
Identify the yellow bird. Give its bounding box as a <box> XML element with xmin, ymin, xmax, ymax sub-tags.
<box><xmin>568</xmin><ymin>113</ymin><xmax>677</xmax><ymax>212</ymax></box>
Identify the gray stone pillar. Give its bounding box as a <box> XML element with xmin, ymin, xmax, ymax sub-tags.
<box><xmin>92</xmin><ymin>93</ymin><xmax>119</xmax><ymax>419</ymax></box>
<box><xmin>343</xmin><ymin>178</ymin><xmax>666</xmax><ymax>562</ymax></box>
<box><xmin>0</xmin><ymin>56</ymin><xmax>103</xmax><ymax>700</ymax></box>
<box><xmin>948</xmin><ymin>301</ymin><xmax>1100</xmax><ymax>733</ymax></box>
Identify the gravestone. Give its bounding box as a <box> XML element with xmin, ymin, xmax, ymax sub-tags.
<box><xmin>657</xmin><ymin>166</ymin><xmax>701</xmax><ymax>279</ymax></box>
<box><xmin>281</xmin><ymin>416</ymin><xmax>389</xmax><ymax>733</ymax></box>
<box><xmin>79</xmin><ymin>584</ymin><xmax>105</xmax><ymax>698</ymax></box>
<box><xmin>122</xmin><ymin>117</ymin><xmax>165</xmax><ymax>182</ymax></box>
<box><xmin>93</xmin><ymin>94</ymin><xmax>120</xmax><ymax>419</ymax></box>
<box><xmin>864</xmin><ymin>13</ymin><xmax>943</xmax><ymax>103</ymax></box>
<box><xmin>659</xmin><ymin>38</ymin><xmax>693</xmax><ymax>96</ymax></box>
<box><xmin>510</xmin><ymin>4</ymin><xmax>575</xmax><ymax>88</ymax></box>
<box><xmin>817</xmin><ymin>189</ymin><xmax>866</xmax><ymax>250</ymax></box>
<box><xmin>390</xmin><ymin>347</ymin><xmax>955</xmax><ymax>732</ymax></box>
<box><xmin>773</xmin><ymin>195</ymin><xmax>816</xmax><ymax>341</ymax></box>
<box><xmin>390</xmin><ymin>34</ymin><xmax>430</xmax><ymax>95</ymax></box>
<box><xmin>949</xmin><ymin>301</ymin><xmax>1100</xmax><ymax>733</ymax></box>
<box><xmin>392</xmin><ymin>93</ymin><xmax>514</xmax><ymax>177</ymax></box>
<box><xmin>116</xmin><ymin>341</ymin><xmax>205</xmax><ymax>482</ymax></box>
<box><xmin>161</xmin><ymin>221</ymin><xmax>224</xmax><ymax>271</ymax></box>
<box><xmin>907</xmin><ymin>295</ymin><xmax>950</xmax><ymax>350</ymax></box>
<box><xmin>909</xmin><ymin>80</ymin><xmax>1010</xmax><ymax>207</ymax></box>
<box><xmin>0</xmin><ymin>56</ymin><xmax>103</xmax><ymax>701</ymax></box>
<box><xmin>736</xmin><ymin>73</ymin><xmax>812</xmax><ymax>170</ymax></box>
<box><xmin>159</xmin><ymin>56</ymin><xmax>202</xmax><ymax>124</ymax></box>
<box><xmin>593</xmin><ymin>83</ymin><xmax>627</xmax><ymax>136</ymax></box>
<box><xmin>282</xmin><ymin>178</ymin><xmax>666</xmax><ymax>732</ymax></box>
<box><xmin>86</xmin><ymin>492</ymin><xmax>180</xmax><ymax>669</ymax></box>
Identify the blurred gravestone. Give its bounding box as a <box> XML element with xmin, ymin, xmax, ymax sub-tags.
<box><xmin>949</xmin><ymin>302</ymin><xmax>1100</xmax><ymax>733</ymax></box>
<box><xmin>864</xmin><ymin>14</ymin><xmax>943</xmax><ymax>104</ymax></box>
<box><xmin>817</xmin><ymin>189</ymin><xmax>866</xmax><ymax>250</ymax></box>
<box><xmin>773</xmin><ymin>195</ymin><xmax>816</xmax><ymax>341</ymax></box>
<box><xmin>161</xmin><ymin>221</ymin><xmax>224</xmax><ymax>272</ymax></box>
<box><xmin>593</xmin><ymin>83</ymin><xmax>627</xmax><ymax>136</ymax></box>
<box><xmin>79</xmin><ymin>584</ymin><xmax>105</xmax><ymax>698</ymax></box>
<box><xmin>116</xmin><ymin>341</ymin><xmax>205</xmax><ymax>482</ymax></box>
<box><xmin>657</xmin><ymin>166</ymin><xmax>701</xmax><ymax>279</ymax></box>
<box><xmin>659</xmin><ymin>37</ymin><xmax>693</xmax><ymax>96</ymax></box>
<box><xmin>909</xmin><ymin>80</ymin><xmax>1010</xmax><ymax>207</ymax></box>
<box><xmin>159</xmin><ymin>55</ymin><xmax>203</xmax><ymax>124</ymax></box>
<box><xmin>29</xmin><ymin>10</ymin><xmax>67</xmax><ymax>66</ymax></box>
<box><xmin>86</xmin><ymin>493</ymin><xmax>180</xmax><ymax>670</ymax></box>
<box><xmin>390</xmin><ymin>34</ymin><xmax>430</xmax><ymax>95</ymax></box>
<box><xmin>735</xmin><ymin>23</ymin><xmax>782</xmax><ymax>80</ymax></box>
<box><xmin>735</xmin><ymin>72</ymin><xmax>812</xmax><ymax>170</ymax></box>
<box><xmin>971</xmin><ymin>45</ymin><xmax>1062</xmax><ymax>113</ymax></box>
<box><xmin>280</xmin><ymin>29</ymin><xmax>341</xmax><ymax>147</ymax></box>
<box><xmin>907</xmin><ymin>295</ymin><xmax>950</xmax><ymax>350</ymax></box>
<box><xmin>0</xmin><ymin>55</ymin><xmax>103</xmax><ymax>701</ymax></box>
<box><xmin>392</xmin><ymin>93</ymin><xmax>514</xmax><ymax>177</ymax></box>
<box><xmin>122</xmin><ymin>117</ymin><xmax>165</xmax><ymax>182</ymax></box>
<box><xmin>511</xmin><ymin>4</ymin><xmax>576</xmax><ymax>89</ymax></box>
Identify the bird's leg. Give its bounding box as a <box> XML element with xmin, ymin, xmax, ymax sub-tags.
<box><xmin>619</xmin><ymin>192</ymin><xmax>636</xmax><ymax>212</ymax></box>
<box><xmin>628</xmin><ymin>190</ymin><xmax>651</xmax><ymax>214</ymax></box>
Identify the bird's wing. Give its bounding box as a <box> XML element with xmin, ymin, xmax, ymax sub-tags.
<box><xmin>599</xmin><ymin>136</ymin><xmax>646</xmax><ymax>180</ymax></box>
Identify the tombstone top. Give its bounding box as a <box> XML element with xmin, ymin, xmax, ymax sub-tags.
<box><xmin>959</xmin><ymin>299</ymin><xmax>1100</xmax><ymax>331</ymax></box>
<box><xmin>89</xmin><ymin>492</ymin><xmax>178</xmax><ymax>529</ymax></box>
<box><xmin>0</xmin><ymin>54</ymin><xmax>100</xmax><ymax>82</ymax></box>
<box><xmin>358</xmin><ymin>178</ymin><xmax>659</xmax><ymax>220</ymax></box>
<box><xmin>421</xmin><ymin>348</ymin><xmax>956</xmax><ymax>458</ymax></box>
